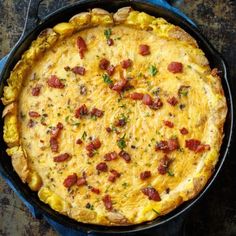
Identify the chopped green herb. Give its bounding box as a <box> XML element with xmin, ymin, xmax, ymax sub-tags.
<box><xmin>81</xmin><ymin>131</ymin><xmax>87</xmax><ymax>140</ymax></box>
<box><xmin>104</xmin><ymin>28</ymin><xmax>112</xmax><ymax>39</ymax></box>
<box><xmin>187</xmin><ymin>65</ymin><xmax>192</xmax><ymax>69</ymax></box>
<box><xmin>167</xmin><ymin>170</ymin><xmax>174</xmax><ymax>177</ymax></box>
<box><xmin>91</xmin><ymin>115</ymin><xmax>97</xmax><ymax>121</ymax></box>
<box><xmin>57</xmin><ymin>113</ymin><xmax>61</xmax><ymax>117</ymax></box>
<box><xmin>65</xmin><ymin>116</ymin><xmax>70</xmax><ymax>122</ymax></box>
<box><xmin>122</xmin><ymin>182</ymin><xmax>128</xmax><ymax>188</ymax></box>
<box><xmin>119</xmin><ymin>104</ymin><xmax>127</xmax><ymax>109</ymax></box>
<box><xmin>72</xmin><ymin>122</ymin><xmax>80</xmax><ymax>127</ymax></box>
<box><xmin>40</xmin><ymin>116</ymin><xmax>46</xmax><ymax>123</ymax></box>
<box><xmin>117</xmin><ymin>134</ymin><xmax>127</xmax><ymax>149</ymax></box>
<box><xmin>85</xmin><ymin>203</ymin><xmax>94</xmax><ymax>210</ymax></box>
<box><xmin>152</xmin><ymin>209</ymin><xmax>160</xmax><ymax>215</ymax></box>
<box><xmin>149</xmin><ymin>65</ymin><xmax>158</xmax><ymax>76</ymax></box>
<box><xmin>102</xmin><ymin>74</ymin><xmax>113</xmax><ymax>85</ymax></box>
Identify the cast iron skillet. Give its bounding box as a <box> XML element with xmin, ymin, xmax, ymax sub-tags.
<box><xmin>0</xmin><ymin>0</ymin><xmax>234</xmax><ymax>234</ymax></box>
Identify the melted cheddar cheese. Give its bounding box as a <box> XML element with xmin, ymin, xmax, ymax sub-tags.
<box><xmin>2</xmin><ymin>8</ymin><xmax>227</xmax><ymax>225</ymax></box>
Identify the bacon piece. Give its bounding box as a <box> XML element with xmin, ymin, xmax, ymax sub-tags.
<box><xmin>211</xmin><ymin>68</ymin><xmax>220</xmax><ymax>77</ymax></box>
<box><xmin>129</xmin><ymin>92</ymin><xmax>144</xmax><ymax>100</ymax></box>
<box><xmin>104</xmin><ymin>151</ymin><xmax>118</xmax><ymax>161</ymax></box>
<box><xmin>142</xmin><ymin>187</ymin><xmax>161</xmax><ymax>201</ymax></box>
<box><xmin>29</xmin><ymin>111</ymin><xmax>40</xmax><ymax>118</ymax></box>
<box><xmin>51</xmin><ymin>122</ymin><xmax>63</xmax><ymax>139</ymax></box>
<box><xmin>185</xmin><ymin>139</ymin><xmax>201</xmax><ymax>152</ymax></box>
<box><xmin>139</xmin><ymin>44</ymin><xmax>150</xmax><ymax>56</ymax></box>
<box><xmin>32</xmin><ymin>85</ymin><xmax>41</xmax><ymax>96</ymax></box>
<box><xmin>53</xmin><ymin>153</ymin><xmax>70</xmax><ymax>162</ymax></box>
<box><xmin>77</xmin><ymin>36</ymin><xmax>87</xmax><ymax>59</ymax></box>
<box><xmin>168</xmin><ymin>62</ymin><xmax>183</xmax><ymax>73</ymax></box>
<box><xmin>115</xmin><ymin>118</ymin><xmax>126</xmax><ymax>127</ymax></box>
<box><xmin>47</xmin><ymin>75</ymin><xmax>65</xmax><ymax>89</ymax></box>
<box><xmin>119</xmin><ymin>150</ymin><xmax>131</xmax><ymax>163</ymax></box>
<box><xmin>76</xmin><ymin>139</ymin><xmax>83</xmax><ymax>144</ymax></box>
<box><xmin>91</xmin><ymin>187</ymin><xmax>100</xmax><ymax>194</ymax></box>
<box><xmin>50</xmin><ymin>137</ymin><xmax>59</xmax><ymax>153</ymax></box>
<box><xmin>155</xmin><ymin>141</ymin><xmax>169</xmax><ymax>152</ymax></box>
<box><xmin>96</xmin><ymin>162</ymin><xmax>108</xmax><ymax>172</ymax></box>
<box><xmin>72</xmin><ymin>66</ymin><xmax>85</xmax><ymax>75</ymax></box>
<box><xmin>87</xmin><ymin>151</ymin><xmax>95</xmax><ymax>158</ymax></box>
<box><xmin>28</xmin><ymin>119</ymin><xmax>35</xmax><ymax>128</ymax></box>
<box><xmin>164</xmin><ymin>120</ymin><xmax>174</xmax><ymax>128</ymax></box>
<box><xmin>142</xmin><ymin>94</ymin><xmax>153</xmax><ymax>105</ymax></box>
<box><xmin>149</xmin><ymin>98</ymin><xmax>163</xmax><ymax>110</ymax></box>
<box><xmin>107</xmin><ymin>38</ymin><xmax>114</xmax><ymax>46</ymax></box>
<box><xmin>158</xmin><ymin>155</ymin><xmax>171</xmax><ymax>175</ymax></box>
<box><xmin>108</xmin><ymin>169</ymin><xmax>121</xmax><ymax>182</ymax></box>
<box><xmin>111</xmin><ymin>79</ymin><xmax>129</xmax><ymax>93</ymax></box>
<box><xmin>140</xmin><ymin>171</ymin><xmax>151</xmax><ymax>180</ymax></box>
<box><xmin>63</xmin><ymin>173</ymin><xmax>77</xmax><ymax>188</ymax></box>
<box><xmin>185</xmin><ymin>139</ymin><xmax>210</xmax><ymax>153</ymax></box>
<box><xmin>90</xmin><ymin>108</ymin><xmax>104</xmax><ymax>118</ymax></box>
<box><xmin>121</xmin><ymin>59</ymin><xmax>133</xmax><ymax>69</ymax></box>
<box><xmin>92</xmin><ymin>138</ymin><xmax>101</xmax><ymax>149</ymax></box>
<box><xmin>102</xmin><ymin>195</ymin><xmax>113</xmax><ymax>211</ymax></box>
<box><xmin>99</xmin><ymin>58</ymin><xmax>110</xmax><ymax>70</ymax></box>
<box><xmin>106</xmin><ymin>127</ymin><xmax>112</xmax><ymax>133</ymax></box>
<box><xmin>167</xmin><ymin>138</ymin><xmax>179</xmax><ymax>151</ymax></box>
<box><xmin>76</xmin><ymin>177</ymin><xmax>87</xmax><ymax>186</ymax></box>
<box><xmin>180</xmin><ymin>127</ymin><xmax>188</xmax><ymax>135</ymax></box>
<box><xmin>167</xmin><ymin>96</ymin><xmax>178</xmax><ymax>106</ymax></box>
<box><xmin>106</xmin><ymin>65</ymin><xmax>115</xmax><ymax>76</ymax></box>
<box><xmin>75</xmin><ymin>104</ymin><xmax>88</xmax><ymax>118</ymax></box>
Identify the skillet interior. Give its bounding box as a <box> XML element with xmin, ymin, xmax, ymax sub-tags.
<box><xmin>0</xmin><ymin>0</ymin><xmax>233</xmax><ymax>234</ymax></box>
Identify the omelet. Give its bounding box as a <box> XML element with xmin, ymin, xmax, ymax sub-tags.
<box><xmin>2</xmin><ymin>7</ymin><xmax>227</xmax><ymax>225</ymax></box>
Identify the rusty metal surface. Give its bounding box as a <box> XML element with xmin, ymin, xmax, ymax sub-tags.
<box><xmin>0</xmin><ymin>0</ymin><xmax>235</xmax><ymax>235</ymax></box>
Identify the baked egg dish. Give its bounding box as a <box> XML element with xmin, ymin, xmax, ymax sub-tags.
<box><xmin>2</xmin><ymin>7</ymin><xmax>227</xmax><ymax>225</ymax></box>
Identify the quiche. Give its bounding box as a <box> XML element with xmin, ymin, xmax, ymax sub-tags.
<box><xmin>2</xmin><ymin>7</ymin><xmax>227</xmax><ymax>225</ymax></box>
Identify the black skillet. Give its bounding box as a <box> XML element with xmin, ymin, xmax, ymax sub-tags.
<box><xmin>0</xmin><ymin>0</ymin><xmax>234</xmax><ymax>235</ymax></box>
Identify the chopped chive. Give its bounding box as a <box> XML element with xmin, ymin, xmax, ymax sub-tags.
<box><xmin>149</xmin><ymin>65</ymin><xmax>158</xmax><ymax>76</ymax></box>
<box><xmin>102</xmin><ymin>74</ymin><xmax>113</xmax><ymax>85</ymax></box>
<box><xmin>104</xmin><ymin>28</ymin><xmax>112</xmax><ymax>40</ymax></box>
<box><xmin>152</xmin><ymin>209</ymin><xmax>160</xmax><ymax>215</ymax></box>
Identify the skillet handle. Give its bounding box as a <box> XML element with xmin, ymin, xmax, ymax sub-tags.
<box><xmin>19</xmin><ymin>0</ymin><xmax>42</xmax><ymax>41</ymax></box>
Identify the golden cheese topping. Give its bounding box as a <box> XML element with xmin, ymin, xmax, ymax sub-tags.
<box><xmin>2</xmin><ymin>8</ymin><xmax>227</xmax><ymax>225</ymax></box>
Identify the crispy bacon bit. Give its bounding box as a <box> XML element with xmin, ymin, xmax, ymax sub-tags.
<box><xmin>76</xmin><ymin>139</ymin><xmax>83</xmax><ymax>144</ymax></box>
<box><xmin>92</xmin><ymin>138</ymin><xmax>101</xmax><ymax>149</ymax></box>
<box><xmin>111</xmin><ymin>79</ymin><xmax>129</xmax><ymax>93</ymax></box>
<box><xmin>53</xmin><ymin>153</ymin><xmax>70</xmax><ymax>162</ymax></box>
<box><xmin>77</xmin><ymin>36</ymin><xmax>87</xmax><ymax>59</ymax></box>
<box><xmin>106</xmin><ymin>127</ymin><xmax>112</xmax><ymax>133</ymax></box>
<box><xmin>156</xmin><ymin>138</ymin><xmax>179</xmax><ymax>153</ymax></box>
<box><xmin>63</xmin><ymin>173</ymin><xmax>77</xmax><ymax>188</ymax></box>
<box><xmin>149</xmin><ymin>98</ymin><xmax>163</xmax><ymax>110</ymax></box>
<box><xmin>142</xmin><ymin>94</ymin><xmax>153</xmax><ymax>105</ymax></box>
<box><xmin>32</xmin><ymin>85</ymin><xmax>41</xmax><ymax>96</ymax></box>
<box><xmin>99</xmin><ymin>58</ymin><xmax>110</xmax><ymax>70</ymax></box>
<box><xmin>167</xmin><ymin>96</ymin><xmax>178</xmax><ymax>106</ymax></box>
<box><xmin>142</xmin><ymin>187</ymin><xmax>161</xmax><ymax>201</ymax></box>
<box><xmin>107</xmin><ymin>38</ymin><xmax>114</xmax><ymax>46</ymax></box>
<box><xmin>121</xmin><ymin>59</ymin><xmax>133</xmax><ymax>69</ymax></box>
<box><xmin>96</xmin><ymin>162</ymin><xmax>108</xmax><ymax>172</ymax></box>
<box><xmin>108</xmin><ymin>169</ymin><xmax>121</xmax><ymax>182</ymax></box>
<box><xmin>91</xmin><ymin>108</ymin><xmax>104</xmax><ymax>118</ymax></box>
<box><xmin>51</xmin><ymin>122</ymin><xmax>63</xmax><ymax>139</ymax></box>
<box><xmin>87</xmin><ymin>151</ymin><xmax>95</xmax><ymax>158</ymax></box>
<box><xmin>140</xmin><ymin>171</ymin><xmax>151</xmax><ymax>180</ymax></box>
<box><xmin>75</xmin><ymin>104</ymin><xmax>88</xmax><ymax>118</ymax></box>
<box><xmin>28</xmin><ymin>119</ymin><xmax>35</xmax><ymax>128</ymax></box>
<box><xmin>167</xmin><ymin>138</ymin><xmax>179</xmax><ymax>151</ymax></box>
<box><xmin>47</xmin><ymin>75</ymin><xmax>65</xmax><ymax>89</ymax></box>
<box><xmin>29</xmin><ymin>111</ymin><xmax>40</xmax><ymax>118</ymax></box>
<box><xmin>185</xmin><ymin>139</ymin><xmax>201</xmax><ymax>152</ymax></box>
<box><xmin>104</xmin><ymin>151</ymin><xmax>118</xmax><ymax>161</ymax></box>
<box><xmin>76</xmin><ymin>177</ymin><xmax>87</xmax><ymax>186</ymax></box>
<box><xmin>158</xmin><ymin>155</ymin><xmax>171</xmax><ymax>175</ymax></box>
<box><xmin>91</xmin><ymin>187</ymin><xmax>100</xmax><ymax>194</ymax></box>
<box><xmin>164</xmin><ymin>120</ymin><xmax>174</xmax><ymax>128</ymax></box>
<box><xmin>180</xmin><ymin>127</ymin><xmax>188</xmax><ymax>135</ymax></box>
<box><xmin>119</xmin><ymin>150</ymin><xmax>131</xmax><ymax>163</ymax></box>
<box><xmin>211</xmin><ymin>68</ymin><xmax>220</xmax><ymax>77</ymax></box>
<box><xmin>168</xmin><ymin>62</ymin><xmax>183</xmax><ymax>73</ymax></box>
<box><xmin>50</xmin><ymin>137</ymin><xmax>59</xmax><ymax>153</ymax></box>
<box><xmin>106</xmin><ymin>65</ymin><xmax>115</xmax><ymax>76</ymax></box>
<box><xmin>129</xmin><ymin>92</ymin><xmax>144</xmax><ymax>100</ymax></box>
<box><xmin>185</xmin><ymin>139</ymin><xmax>210</xmax><ymax>153</ymax></box>
<box><xmin>102</xmin><ymin>195</ymin><xmax>113</xmax><ymax>211</ymax></box>
<box><xmin>72</xmin><ymin>66</ymin><xmax>85</xmax><ymax>75</ymax></box>
<box><xmin>115</xmin><ymin>118</ymin><xmax>126</xmax><ymax>127</ymax></box>
<box><xmin>85</xmin><ymin>139</ymin><xmax>101</xmax><ymax>156</ymax></box>
<box><xmin>80</xmin><ymin>85</ymin><xmax>87</xmax><ymax>95</ymax></box>
<box><xmin>139</xmin><ymin>44</ymin><xmax>150</xmax><ymax>56</ymax></box>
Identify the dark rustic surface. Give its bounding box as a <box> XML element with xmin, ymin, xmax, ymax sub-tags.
<box><xmin>0</xmin><ymin>0</ymin><xmax>236</xmax><ymax>235</ymax></box>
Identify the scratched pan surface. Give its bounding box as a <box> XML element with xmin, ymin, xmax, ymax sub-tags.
<box><xmin>0</xmin><ymin>0</ymin><xmax>234</xmax><ymax>234</ymax></box>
